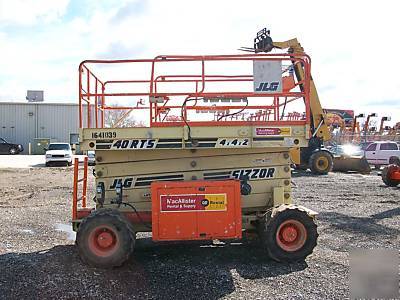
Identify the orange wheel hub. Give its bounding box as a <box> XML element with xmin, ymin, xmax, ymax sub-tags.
<box><xmin>88</xmin><ymin>225</ymin><xmax>119</xmax><ymax>257</ymax></box>
<box><xmin>97</xmin><ymin>231</ymin><xmax>114</xmax><ymax>248</ymax></box>
<box><xmin>276</xmin><ymin>219</ymin><xmax>307</xmax><ymax>252</ymax></box>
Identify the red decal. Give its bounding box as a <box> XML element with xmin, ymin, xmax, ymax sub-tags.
<box><xmin>256</xmin><ymin>128</ymin><xmax>281</xmax><ymax>136</ymax></box>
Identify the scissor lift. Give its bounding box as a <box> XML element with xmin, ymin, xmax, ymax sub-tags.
<box><xmin>73</xmin><ymin>52</ymin><xmax>318</xmax><ymax>268</ymax></box>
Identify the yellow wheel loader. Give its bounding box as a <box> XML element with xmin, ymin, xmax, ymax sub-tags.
<box><xmin>243</xmin><ymin>28</ymin><xmax>370</xmax><ymax>174</ymax></box>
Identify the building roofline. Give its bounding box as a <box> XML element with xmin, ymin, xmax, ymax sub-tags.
<box><xmin>0</xmin><ymin>101</ymin><xmax>86</xmax><ymax>106</ymax></box>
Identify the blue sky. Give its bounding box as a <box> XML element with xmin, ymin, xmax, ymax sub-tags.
<box><xmin>0</xmin><ymin>0</ymin><xmax>399</xmax><ymax>123</ymax></box>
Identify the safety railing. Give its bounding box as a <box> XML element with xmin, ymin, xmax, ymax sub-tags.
<box><xmin>330</xmin><ymin>133</ymin><xmax>400</xmax><ymax>144</ymax></box>
<box><xmin>78</xmin><ymin>53</ymin><xmax>312</xmax><ymax>129</ymax></box>
<box><xmin>72</xmin><ymin>157</ymin><xmax>88</xmax><ymax>220</ymax></box>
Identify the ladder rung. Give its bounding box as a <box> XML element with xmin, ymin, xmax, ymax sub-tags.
<box><xmin>77</xmin><ymin>196</ymin><xmax>86</xmax><ymax>202</ymax></box>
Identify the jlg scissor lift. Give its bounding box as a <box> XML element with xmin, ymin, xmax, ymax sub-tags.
<box><xmin>72</xmin><ymin>30</ymin><xmax>319</xmax><ymax>268</ymax></box>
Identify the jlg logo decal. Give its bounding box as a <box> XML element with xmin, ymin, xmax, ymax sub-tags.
<box><xmin>231</xmin><ymin>168</ymin><xmax>275</xmax><ymax>180</ymax></box>
<box><xmin>255</xmin><ymin>82</ymin><xmax>280</xmax><ymax>92</ymax></box>
<box><xmin>109</xmin><ymin>178</ymin><xmax>134</xmax><ymax>189</ymax></box>
<box><xmin>112</xmin><ymin>139</ymin><xmax>156</xmax><ymax>149</ymax></box>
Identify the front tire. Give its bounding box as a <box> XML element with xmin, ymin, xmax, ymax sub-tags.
<box><xmin>260</xmin><ymin>209</ymin><xmax>318</xmax><ymax>262</ymax></box>
<box><xmin>9</xmin><ymin>147</ymin><xmax>17</xmax><ymax>155</ymax></box>
<box><xmin>76</xmin><ymin>209</ymin><xmax>135</xmax><ymax>268</ymax></box>
<box><xmin>309</xmin><ymin>151</ymin><xmax>333</xmax><ymax>175</ymax></box>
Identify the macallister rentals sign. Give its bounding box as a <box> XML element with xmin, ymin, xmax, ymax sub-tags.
<box><xmin>255</xmin><ymin>127</ymin><xmax>291</xmax><ymax>136</ymax></box>
<box><xmin>253</xmin><ymin>60</ymin><xmax>282</xmax><ymax>93</ymax></box>
<box><xmin>160</xmin><ymin>194</ymin><xmax>227</xmax><ymax>212</ymax></box>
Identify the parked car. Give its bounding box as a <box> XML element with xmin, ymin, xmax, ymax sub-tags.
<box><xmin>0</xmin><ymin>138</ymin><xmax>23</xmax><ymax>155</ymax></box>
<box><xmin>45</xmin><ymin>143</ymin><xmax>73</xmax><ymax>166</ymax></box>
<box><xmin>87</xmin><ymin>151</ymin><xmax>96</xmax><ymax>166</ymax></box>
<box><xmin>359</xmin><ymin>141</ymin><xmax>374</xmax><ymax>151</ymax></box>
<box><xmin>364</xmin><ymin>141</ymin><xmax>400</xmax><ymax>168</ymax></box>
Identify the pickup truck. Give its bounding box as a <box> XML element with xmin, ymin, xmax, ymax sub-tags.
<box><xmin>45</xmin><ymin>143</ymin><xmax>73</xmax><ymax>166</ymax></box>
<box><xmin>364</xmin><ymin>141</ymin><xmax>400</xmax><ymax>168</ymax></box>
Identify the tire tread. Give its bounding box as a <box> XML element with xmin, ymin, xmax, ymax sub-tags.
<box><xmin>76</xmin><ymin>208</ymin><xmax>135</xmax><ymax>268</ymax></box>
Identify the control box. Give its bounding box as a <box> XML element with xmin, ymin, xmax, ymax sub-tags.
<box><xmin>151</xmin><ymin>180</ymin><xmax>242</xmax><ymax>241</ymax></box>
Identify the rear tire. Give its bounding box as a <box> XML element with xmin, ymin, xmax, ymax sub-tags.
<box><xmin>67</xmin><ymin>161</ymin><xmax>72</xmax><ymax>166</ymax></box>
<box><xmin>76</xmin><ymin>209</ymin><xmax>135</xmax><ymax>268</ymax></box>
<box><xmin>309</xmin><ymin>151</ymin><xmax>333</xmax><ymax>175</ymax></box>
<box><xmin>389</xmin><ymin>157</ymin><xmax>400</xmax><ymax>166</ymax></box>
<box><xmin>382</xmin><ymin>165</ymin><xmax>400</xmax><ymax>187</ymax></box>
<box><xmin>259</xmin><ymin>209</ymin><xmax>318</xmax><ymax>262</ymax></box>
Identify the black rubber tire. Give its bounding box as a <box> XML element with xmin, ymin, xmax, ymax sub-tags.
<box><xmin>76</xmin><ymin>209</ymin><xmax>135</xmax><ymax>268</ymax></box>
<box><xmin>67</xmin><ymin>161</ymin><xmax>72</xmax><ymax>166</ymax></box>
<box><xmin>260</xmin><ymin>209</ymin><xmax>318</xmax><ymax>262</ymax></box>
<box><xmin>45</xmin><ymin>162</ymin><xmax>50</xmax><ymax>167</ymax></box>
<box><xmin>382</xmin><ymin>165</ymin><xmax>400</xmax><ymax>187</ymax></box>
<box><xmin>294</xmin><ymin>164</ymin><xmax>308</xmax><ymax>171</ymax></box>
<box><xmin>309</xmin><ymin>151</ymin><xmax>333</xmax><ymax>175</ymax></box>
<box><xmin>9</xmin><ymin>147</ymin><xmax>17</xmax><ymax>155</ymax></box>
<box><xmin>388</xmin><ymin>157</ymin><xmax>400</xmax><ymax>166</ymax></box>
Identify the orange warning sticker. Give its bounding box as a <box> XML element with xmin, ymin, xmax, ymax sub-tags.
<box><xmin>160</xmin><ymin>194</ymin><xmax>227</xmax><ymax>212</ymax></box>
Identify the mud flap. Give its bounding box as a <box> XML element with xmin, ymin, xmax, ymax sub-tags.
<box><xmin>271</xmin><ymin>204</ymin><xmax>318</xmax><ymax>219</ymax></box>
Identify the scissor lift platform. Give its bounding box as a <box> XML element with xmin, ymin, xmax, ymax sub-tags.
<box><xmin>73</xmin><ymin>53</ymin><xmax>318</xmax><ymax>268</ymax></box>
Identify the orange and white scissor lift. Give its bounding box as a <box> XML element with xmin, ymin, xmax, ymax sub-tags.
<box><xmin>72</xmin><ymin>32</ymin><xmax>319</xmax><ymax>268</ymax></box>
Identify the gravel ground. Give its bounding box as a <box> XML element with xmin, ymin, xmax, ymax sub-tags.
<box><xmin>0</xmin><ymin>155</ymin><xmax>86</xmax><ymax>168</ymax></box>
<box><xmin>0</xmin><ymin>166</ymin><xmax>399</xmax><ymax>299</ymax></box>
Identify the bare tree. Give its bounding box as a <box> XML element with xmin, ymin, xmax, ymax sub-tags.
<box><xmin>104</xmin><ymin>107</ymin><xmax>145</xmax><ymax>128</ymax></box>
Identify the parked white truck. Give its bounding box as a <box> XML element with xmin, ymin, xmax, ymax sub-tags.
<box><xmin>364</xmin><ymin>141</ymin><xmax>400</xmax><ymax>168</ymax></box>
<box><xmin>45</xmin><ymin>143</ymin><xmax>73</xmax><ymax>167</ymax></box>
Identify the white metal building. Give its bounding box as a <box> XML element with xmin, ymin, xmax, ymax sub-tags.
<box><xmin>0</xmin><ymin>102</ymin><xmax>92</xmax><ymax>153</ymax></box>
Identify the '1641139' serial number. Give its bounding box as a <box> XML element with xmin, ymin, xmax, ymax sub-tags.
<box><xmin>91</xmin><ymin>132</ymin><xmax>117</xmax><ymax>139</ymax></box>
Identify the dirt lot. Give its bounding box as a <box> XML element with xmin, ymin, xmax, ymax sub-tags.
<box><xmin>0</xmin><ymin>166</ymin><xmax>399</xmax><ymax>299</ymax></box>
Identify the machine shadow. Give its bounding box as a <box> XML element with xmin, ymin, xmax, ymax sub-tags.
<box><xmin>371</xmin><ymin>207</ymin><xmax>400</xmax><ymax>220</ymax></box>
<box><xmin>319</xmin><ymin>211</ymin><xmax>400</xmax><ymax>236</ymax></box>
<box><xmin>291</xmin><ymin>170</ymin><xmax>326</xmax><ymax>178</ymax></box>
<box><xmin>30</xmin><ymin>163</ymin><xmax>46</xmax><ymax>167</ymax></box>
<box><xmin>0</xmin><ymin>239</ymin><xmax>307</xmax><ymax>299</ymax></box>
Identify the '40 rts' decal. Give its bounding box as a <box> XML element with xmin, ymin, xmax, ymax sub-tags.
<box><xmin>231</xmin><ymin>168</ymin><xmax>275</xmax><ymax>180</ymax></box>
<box><xmin>112</xmin><ymin>139</ymin><xmax>156</xmax><ymax>149</ymax></box>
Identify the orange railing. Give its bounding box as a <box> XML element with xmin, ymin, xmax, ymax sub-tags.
<box><xmin>72</xmin><ymin>157</ymin><xmax>88</xmax><ymax>220</ymax></box>
<box><xmin>78</xmin><ymin>53</ymin><xmax>311</xmax><ymax>129</ymax></box>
